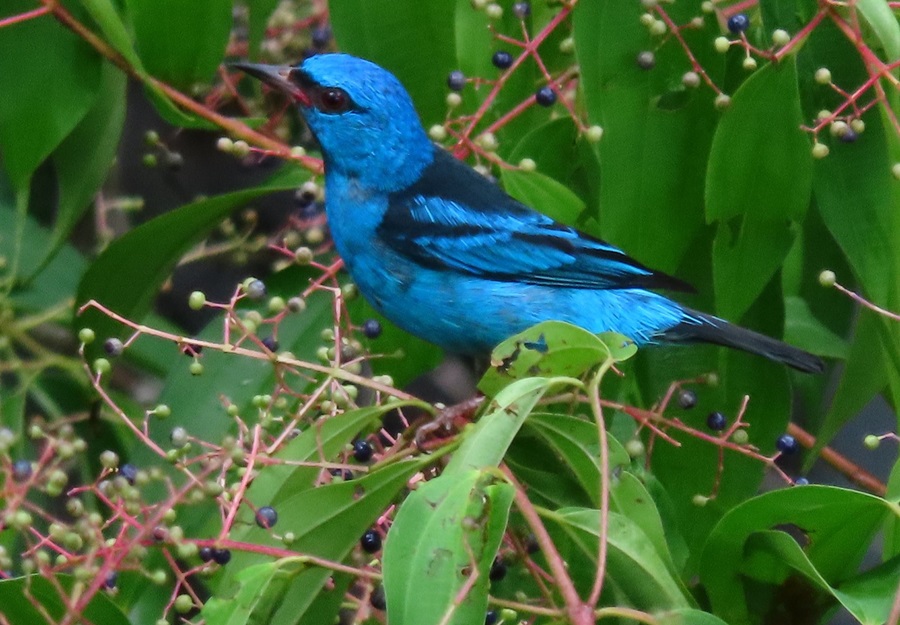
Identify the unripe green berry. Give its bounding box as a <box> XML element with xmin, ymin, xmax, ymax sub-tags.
<box><xmin>93</xmin><ymin>358</ymin><xmax>111</xmax><ymax>375</ymax></box>
<box><xmin>174</xmin><ymin>594</ymin><xmax>194</xmax><ymax>613</ymax></box>
<box><xmin>268</xmin><ymin>296</ymin><xmax>286</xmax><ymax>313</ymax></box>
<box><xmin>476</xmin><ymin>132</ymin><xmax>498</xmax><ymax>151</ymax></box>
<box><xmin>559</xmin><ymin>37</ymin><xmax>575</xmax><ymax>54</ymax></box>
<box><xmin>289</xmin><ymin>146</ymin><xmax>306</xmax><ymax>158</ymax></box>
<box><xmin>818</xmin><ymin>270</ymin><xmax>836</xmax><ymax>287</ymax></box>
<box><xmin>817</xmin><ymin>109</ymin><xmax>832</xmax><ymax>121</ymax></box>
<box><xmin>714</xmin><ymin>93</ymin><xmax>732</xmax><ymax>110</ymax></box>
<box><xmin>294</xmin><ymin>246</ymin><xmax>314</xmax><ymax>264</ymax></box>
<box><xmin>428</xmin><ymin>125</ymin><xmax>448</xmax><ymax>141</ymax></box>
<box><xmin>216</xmin><ymin>137</ymin><xmax>234</xmax><ymax>153</ymax></box>
<box><xmin>731</xmin><ymin>429</ymin><xmax>750</xmax><ymax>445</ymax></box>
<box><xmin>714</xmin><ymin>36</ymin><xmax>730</xmax><ymax>53</ymax></box>
<box><xmin>639</xmin><ymin>13</ymin><xmax>655</xmax><ymax>27</ymax></box>
<box><xmin>100</xmin><ymin>450</ymin><xmax>119</xmax><ymax>469</ymax></box>
<box><xmin>446</xmin><ymin>93</ymin><xmax>462</xmax><ymax>108</ymax></box>
<box><xmin>811</xmin><ymin>142</ymin><xmax>829</xmax><ymax>159</ymax></box>
<box><xmin>892</xmin><ymin>162</ymin><xmax>900</xmax><ymax>179</ymax></box>
<box><xmin>863</xmin><ymin>434</ymin><xmax>880</xmax><ymax>449</ymax></box>
<box><xmin>692</xmin><ymin>494</ymin><xmax>709</xmax><ymax>507</ymax></box>
<box><xmin>772</xmin><ymin>29</ymin><xmax>790</xmax><ymax>46</ymax></box>
<box><xmin>649</xmin><ymin>19</ymin><xmax>667</xmax><ymax>36</ymax></box>
<box><xmin>701</xmin><ymin>1</ymin><xmax>714</xmax><ymax>12</ymax></box>
<box><xmin>287</xmin><ymin>296</ymin><xmax>306</xmax><ymax>312</ymax></box>
<box><xmin>518</xmin><ymin>158</ymin><xmax>536</xmax><ymax>172</ymax></box>
<box><xmin>814</xmin><ymin>67</ymin><xmax>832</xmax><ymax>84</ymax></box>
<box><xmin>189</xmin><ymin>361</ymin><xmax>204</xmax><ymax>376</ymax></box>
<box><xmin>142</xmin><ymin>153</ymin><xmax>157</xmax><ymax>168</ymax></box>
<box><xmin>625</xmin><ymin>439</ymin><xmax>645</xmax><ymax>458</ymax></box>
<box><xmin>78</xmin><ymin>328</ymin><xmax>96</xmax><ymax>344</ymax></box>
<box><xmin>830</xmin><ymin>120</ymin><xmax>849</xmax><ymax>137</ymax></box>
<box><xmin>154</xmin><ymin>403</ymin><xmax>171</xmax><ymax>419</ymax></box>
<box><xmin>232</xmin><ymin>140</ymin><xmax>250</xmax><ymax>158</ymax></box>
<box><xmin>742</xmin><ymin>56</ymin><xmax>757</xmax><ymax>71</ymax></box>
<box><xmin>682</xmin><ymin>71</ymin><xmax>701</xmax><ymax>88</ymax></box>
<box><xmin>188</xmin><ymin>291</ymin><xmax>206</xmax><ymax>310</ymax></box>
<box><xmin>585</xmin><ymin>125</ymin><xmax>604</xmax><ymax>142</ymax></box>
<box><xmin>850</xmin><ymin>118</ymin><xmax>865</xmax><ymax>134</ymax></box>
<box><xmin>485</xmin><ymin>3</ymin><xmax>503</xmax><ymax>19</ymax></box>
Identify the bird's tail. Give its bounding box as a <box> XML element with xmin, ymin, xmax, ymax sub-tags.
<box><xmin>664</xmin><ymin>309</ymin><xmax>825</xmax><ymax>374</ymax></box>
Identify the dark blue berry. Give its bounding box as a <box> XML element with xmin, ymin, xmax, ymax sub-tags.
<box><xmin>535</xmin><ymin>86</ymin><xmax>557</xmax><ymax>107</ymax></box>
<box><xmin>839</xmin><ymin>128</ymin><xmax>858</xmax><ymax>143</ymax></box>
<box><xmin>12</xmin><ymin>460</ymin><xmax>32</xmax><ymax>481</ymax></box>
<box><xmin>311</xmin><ymin>26</ymin><xmax>331</xmax><ymax>48</ymax></box>
<box><xmin>485</xmin><ymin>610</ymin><xmax>499</xmax><ymax>625</ymax></box>
<box><xmin>776</xmin><ymin>434</ymin><xmax>799</xmax><ymax>455</ymax></box>
<box><xmin>525</xmin><ymin>534</ymin><xmax>539</xmax><ymax>554</ymax></box>
<box><xmin>370</xmin><ymin>586</ymin><xmax>386</xmax><ymax>610</ymax></box>
<box><xmin>706</xmin><ymin>411</ymin><xmax>727</xmax><ymax>431</ymax></box>
<box><xmin>360</xmin><ymin>529</ymin><xmax>382</xmax><ymax>553</ymax></box>
<box><xmin>198</xmin><ymin>547</ymin><xmax>214</xmax><ymax>562</ymax></box>
<box><xmin>489</xmin><ymin>557</ymin><xmax>507</xmax><ymax>581</ymax></box>
<box><xmin>362</xmin><ymin>319</ymin><xmax>382</xmax><ymax>339</ymax></box>
<box><xmin>492</xmin><ymin>50</ymin><xmax>513</xmax><ymax>70</ymax></box>
<box><xmin>512</xmin><ymin>1</ymin><xmax>531</xmax><ymax>18</ymax></box>
<box><xmin>678</xmin><ymin>389</ymin><xmax>697</xmax><ymax>409</ymax></box>
<box><xmin>245</xmin><ymin>279</ymin><xmax>266</xmax><ymax>300</ymax></box>
<box><xmin>103</xmin><ymin>338</ymin><xmax>124</xmax><ymax>357</ymax></box>
<box><xmin>119</xmin><ymin>463</ymin><xmax>138</xmax><ymax>485</ymax></box>
<box><xmin>330</xmin><ymin>468</ymin><xmax>353</xmax><ymax>480</ymax></box>
<box><xmin>794</xmin><ymin>477</ymin><xmax>809</xmax><ymax>486</ymax></box>
<box><xmin>353</xmin><ymin>439</ymin><xmax>374</xmax><ymax>462</ymax></box>
<box><xmin>447</xmin><ymin>70</ymin><xmax>466</xmax><ymax>91</ymax></box>
<box><xmin>255</xmin><ymin>506</ymin><xmax>278</xmax><ymax>529</ymax></box>
<box><xmin>103</xmin><ymin>571</ymin><xmax>117</xmax><ymax>589</ymax></box>
<box><xmin>727</xmin><ymin>13</ymin><xmax>750</xmax><ymax>33</ymax></box>
<box><xmin>261</xmin><ymin>336</ymin><xmax>279</xmax><ymax>352</ymax></box>
<box><xmin>211</xmin><ymin>548</ymin><xmax>231</xmax><ymax>565</ymax></box>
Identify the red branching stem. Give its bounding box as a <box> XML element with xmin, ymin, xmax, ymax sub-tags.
<box><xmin>833</xmin><ymin>281</ymin><xmax>900</xmax><ymax>322</ymax></box>
<box><xmin>0</xmin><ymin>6</ymin><xmax>50</xmax><ymax>28</ymax></box>
<box><xmin>654</xmin><ymin>7</ymin><xmax>722</xmax><ymax>93</ymax></box>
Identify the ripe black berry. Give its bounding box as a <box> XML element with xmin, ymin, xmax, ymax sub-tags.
<box><xmin>104</xmin><ymin>571</ymin><xmax>118</xmax><ymax>589</ymax></box>
<box><xmin>311</xmin><ymin>26</ymin><xmax>331</xmax><ymax>48</ymax></box>
<box><xmin>677</xmin><ymin>389</ymin><xmax>697</xmax><ymax>409</ymax></box>
<box><xmin>485</xmin><ymin>610</ymin><xmax>499</xmax><ymax>625</ymax></box>
<box><xmin>370</xmin><ymin>585</ymin><xmax>386</xmax><ymax>610</ymax></box>
<box><xmin>119</xmin><ymin>463</ymin><xmax>138</xmax><ymax>485</ymax></box>
<box><xmin>360</xmin><ymin>529</ymin><xmax>382</xmax><ymax>553</ymax></box>
<box><xmin>447</xmin><ymin>70</ymin><xmax>466</xmax><ymax>91</ymax></box>
<box><xmin>776</xmin><ymin>434</ymin><xmax>799</xmax><ymax>455</ymax></box>
<box><xmin>211</xmin><ymin>548</ymin><xmax>232</xmax><ymax>564</ymax></box>
<box><xmin>362</xmin><ymin>319</ymin><xmax>382</xmax><ymax>339</ymax></box>
<box><xmin>261</xmin><ymin>336</ymin><xmax>279</xmax><ymax>352</ymax></box>
<box><xmin>198</xmin><ymin>547</ymin><xmax>213</xmax><ymax>562</ymax></box>
<box><xmin>103</xmin><ymin>338</ymin><xmax>124</xmax><ymax>357</ymax></box>
<box><xmin>12</xmin><ymin>460</ymin><xmax>32</xmax><ymax>481</ymax></box>
<box><xmin>330</xmin><ymin>468</ymin><xmax>353</xmax><ymax>480</ymax></box>
<box><xmin>255</xmin><ymin>506</ymin><xmax>278</xmax><ymax>529</ymax></box>
<box><xmin>489</xmin><ymin>557</ymin><xmax>507</xmax><ymax>581</ymax></box>
<box><xmin>492</xmin><ymin>50</ymin><xmax>513</xmax><ymax>69</ymax></box>
<box><xmin>727</xmin><ymin>13</ymin><xmax>749</xmax><ymax>33</ymax></box>
<box><xmin>353</xmin><ymin>440</ymin><xmax>374</xmax><ymax>462</ymax></box>
<box><xmin>706</xmin><ymin>412</ymin><xmax>727</xmax><ymax>431</ymax></box>
<box><xmin>512</xmin><ymin>1</ymin><xmax>531</xmax><ymax>18</ymax></box>
<box><xmin>535</xmin><ymin>86</ymin><xmax>557</xmax><ymax>106</ymax></box>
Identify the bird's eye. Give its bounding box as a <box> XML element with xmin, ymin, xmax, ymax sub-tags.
<box><xmin>318</xmin><ymin>87</ymin><xmax>349</xmax><ymax>113</ymax></box>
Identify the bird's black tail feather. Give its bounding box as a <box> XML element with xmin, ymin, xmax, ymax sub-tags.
<box><xmin>664</xmin><ymin>310</ymin><xmax>825</xmax><ymax>374</ymax></box>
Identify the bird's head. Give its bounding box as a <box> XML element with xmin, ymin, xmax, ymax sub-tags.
<box><xmin>233</xmin><ymin>54</ymin><xmax>433</xmax><ymax>191</ymax></box>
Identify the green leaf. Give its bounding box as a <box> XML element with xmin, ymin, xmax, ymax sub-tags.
<box><xmin>857</xmin><ymin>0</ymin><xmax>900</xmax><ymax>62</ymax></box>
<box><xmin>478</xmin><ymin>321</ymin><xmax>635</xmax><ymax>397</ymax></box>
<box><xmin>47</xmin><ymin>62</ymin><xmax>126</xmax><ymax>267</ymax></box>
<box><xmin>706</xmin><ymin>59</ymin><xmax>811</xmax><ymax>321</ymax></box>
<box><xmin>76</xmin><ymin>165</ymin><xmax>309</xmax><ymax>356</ymax></box>
<box><xmin>81</xmin><ymin>0</ymin><xmax>145</xmax><ymax>71</ymax></box>
<box><xmin>384</xmin><ymin>470</ymin><xmax>514</xmax><ymax>625</ymax></box>
<box><xmin>0</xmin><ymin>575</ymin><xmax>128</xmax><ymax>625</ymax></box>
<box><xmin>329</xmin><ymin>0</ymin><xmax>457</xmax><ymax>125</ymax></box>
<box><xmin>204</xmin><ymin>559</ymin><xmax>306</xmax><ymax>625</ymax></box>
<box><xmin>0</xmin><ymin>0</ymin><xmax>102</xmax><ymax>189</ymax></box>
<box><xmin>783</xmin><ymin>295</ymin><xmax>848</xmax><ymax>359</ymax></box>
<box><xmin>124</xmin><ymin>0</ymin><xmax>232</xmax><ymax>87</ymax></box>
<box><xmin>501</xmin><ymin>169</ymin><xmax>585</xmax><ymax>226</ymax></box>
<box><xmin>700</xmin><ymin>485</ymin><xmax>893</xmax><ymax>624</ymax></box>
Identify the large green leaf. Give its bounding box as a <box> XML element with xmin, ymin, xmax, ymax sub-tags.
<box><xmin>0</xmin><ymin>575</ymin><xmax>128</xmax><ymax>625</ymax></box>
<box><xmin>0</xmin><ymin>0</ymin><xmax>102</xmax><ymax>189</ymax></box>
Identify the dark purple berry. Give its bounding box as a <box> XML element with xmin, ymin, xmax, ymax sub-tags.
<box><xmin>198</xmin><ymin>546</ymin><xmax>214</xmax><ymax>562</ymax></box>
<box><xmin>152</xmin><ymin>526</ymin><xmax>168</xmax><ymax>542</ymax></box>
<box><xmin>485</xmin><ymin>610</ymin><xmax>499</xmax><ymax>625</ymax></box>
<box><xmin>360</xmin><ymin>529</ymin><xmax>382</xmax><ymax>553</ymax></box>
<box><xmin>636</xmin><ymin>50</ymin><xmax>656</xmax><ymax>70</ymax></box>
<box><xmin>181</xmin><ymin>342</ymin><xmax>202</xmax><ymax>357</ymax></box>
<box><xmin>103</xmin><ymin>338</ymin><xmax>124</xmax><ymax>357</ymax></box>
<box><xmin>706</xmin><ymin>411</ymin><xmax>727</xmax><ymax>431</ymax></box>
<box><xmin>104</xmin><ymin>571</ymin><xmax>117</xmax><ymax>589</ymax></box>
<box><xmin>261</xmin><ymin>336</ymin><xmax>279</xmax><ymax>352</ymax></box>
<box><xmin>311</xmin><ymin>26</ymin><xmax>331</xmax><ymax>48</ymax></box>
<box><xmin>776</xmin><ymin>434</ymin><xmax>799</xmax><ymax>455</ymax></box>
<box><xmin>512</xmin><ymin>1</ymin><xmax>531</xmax><ymax>18</ymax></box>
<box><xmin>211</xmin><ymin>548</ymin><xmax>231</xmax><ymax>565</ymax></box>
<box><xmin>839</xmin><ymin>128</ymin><xmax>858</xmax><ymax>143</ymax></box>
<box><xmin>677</xmin><ymin>389</ymin><xmax>697</xmax><ymax>409</ymax></box>
<box><xmin>353</xmin><ymin>439</ymin><xmax>374</xmax><ymax>462</ymax></box>
<box><xmin>447</xmin><ymin>70</ymin><xmax>466</xmax><ymax>91</ymax></box>
<box><xmin>330</xmin><ymin>468</ymin><xmax>353</xmax><ymax>480</ymax></box>
<box><xmin>492</xmin><ymin>50</ymin><xmax>513</xmax><ymax>69</ymax></box>
<box><xmin>255</xmin><ymin>506</ymin><xmax>278</xmax><ymax>529</ymax></box>
<box><xmin>12</xmin><ymin>460</ymin><xmax>32</xmax><ymax>481</ymax></box>
<box><xmin>535</xmin><ymin>86</ymin><xmax>557</xmax><ymax>107</ymax></box>
<box><xmin>794</xmin><ymin>477</ymin><xmax>809</xmax><ymax>486</ymax></box>
<box><xmin>489</xmin><ymin>557</ymin><xmax>507</xmax><ymax>581</ymax></box>
<box><xmin>119</xmin><ymin>463</ymin><xmax>138</xmax><ymax>485</ymax></box>
<box><xmin>370</xmin><ymin>585</ymin><xmax>386</xmax><ymax>610</ymax></box>
<box><xmin>362</xmin><ymin>319</ymin><xmax>382</xmax><ymax>339</ymax></box>
<box><xmin>525</xmin><ymin>534</ymin><xmax>540</xmax><ymax>554</ymax></box>
<box><xmin>727</xmin><ymin>13</ymin><xmax>750</xmax><ymax>33</ymax></box>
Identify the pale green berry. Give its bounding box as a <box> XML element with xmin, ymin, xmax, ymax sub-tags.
<box><xmin>692</xmin><ymin>494</ymin><xmax>709</xmax><ymax>507</ymax></box>
<box><xmin>639</xmin><ymin>12</ymin><xmax>655</xmax><ymax>27</ymax></box>
<box><xmin>93</xmin><ymin>358</ymin><xmax>111</xmax><ymax>375</ymax></box>
<box><xmin>649</xmin><ymin>19</ymin><xmax>667</xmax><ymax>36</ymax></box>
<box><xmin>682</xmin><ymin>71</ymin><xmax>701</xmax><ymax>88</ymax></box>
<box><xmin>446</xmin><ymin>93</ymin><xmax>462</xmax><ymax>108</ymax></box>
<box><xmin>188</xmin><ymin>291</ymin><xmax>206</xmax><ymax>310</ymax></box>
<box><xmin>476</xmin><ymin>132</ymin><xmax>498</xmax><ymax>151</ymax></box>
<box><xmin>78</xmin><ymin>328</ymin><xmax>96</xmax><ymax>344</ymax></box>
<box><xmin>714</xmin><ymin>36</ymin><xmax>731</xmax><ymax>53</ymax></box>
<box><xmin>772</xmin><ymin>29</ymin><xmax>790</xmax><ymax>46</ymax></box>
<box><xmin>558</xmin><ymin>37</ymin><xmax>575</xmax><ymax>54</ymax></box>
<box><xmin>714</xmin><ymin>93</ymin><xmax>732</xmax><ymax>110</ymax></box>
<box><xmin>586</xmin><ymin>125</ymin><xmax>604</xmax><ymax>142</ymax></box>
<box><xmin>701</xmin><ymin>1</ymin><xmax>714</xmax><ymax>12</ymax></box>
<box><xmin>892</xmin><ymin>162</ymin><xmax>900</xmax><ymax>179</ymax></box>
<box><xmin>811</xmin><ymin>142</ymin><xmax>829</xmax><ymax>159</ymax></box>
<box><xmin>485</xmin><ymin>3</ymin><xmax>503</xmax><ymax>19</ymax></box>
<box><xmin>814</xmin><ymin>67</ymin><xmax>832</xmax><ymax>85</ymax></box>
<box><xmin>290</xmin><ymin>146</ymin><xmax>306</xmax><ymax>158</ymax></box>
<box><xmin>816</xmin><ymin>109</ymin><xmax>832</xmax><ymax>121</ymax></box>
<box><xmin>216</xmin><ymin>137</ymin><xmax>234</xmax><ymax>153</ymax></box>
<box><xmin>829</xmin><ymin>121</ymin><xmax>849</xmax><ymax>137</ymax></box>
<box><xmin>518</xmin><ymin>158</ymin><xmax>537</xmax><ymax>172</ymax></box>
<box><xmin>850</xmin><ymin>118</ymin><xmax>865</xmax><ymax>134</ymax></box>
<box><xmin>864</xmin><ymin>434</ymin><xmax>880</xmax><ymax>449</ymax></box>
<box><xmin>743</xmin><ymin>56</ymin><xmax>757</xmax><ymax>71</ymax></box>
<box><xmin>232</xmin><ymin>140</ymin><xmax>251</xmax><ymax>158</ymax></box>
<box><xmin>428</xmin><ymin>125</ymin><xmax>448</xmax><ymax>141</ymax></box>
<box><xmin>818</xmin><ymin>270</ymin><xmax>836</xmax><ymax>287</ymax></box>
<box><xmin>189</xmin><ymin>361</ymin><xmax>204</xmax><ymax>376</ymax></box>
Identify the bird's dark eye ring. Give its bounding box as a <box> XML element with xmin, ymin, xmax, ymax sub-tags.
<box><xmin>318</xmin><ymin>87</ymin><xmax>349</xmax><ymax>113</ymax></box>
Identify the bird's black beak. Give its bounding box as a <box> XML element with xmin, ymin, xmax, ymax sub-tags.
<box><xmin>230</xmin><ymin>62</ymin><xmax>311</xmax><ymax>107</ymax></box>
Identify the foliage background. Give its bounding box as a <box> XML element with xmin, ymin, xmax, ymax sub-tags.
<box><xmin>0</xmin><ymin>0</ymin><xmax>899</xmax><ymax>624</ymax></box>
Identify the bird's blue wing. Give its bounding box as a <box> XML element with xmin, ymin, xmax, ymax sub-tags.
<box><xmin>378</xmin><ymin>149</ymin><xmax>693</xmax><ymax>292</ymax></box>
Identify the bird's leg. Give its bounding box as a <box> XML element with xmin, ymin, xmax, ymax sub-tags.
<box><xmin>414</xmin><ymin>395</ymin><xmax>486</xmax><ymax>449</ymax></box>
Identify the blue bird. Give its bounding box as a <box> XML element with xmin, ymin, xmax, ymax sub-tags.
<box><xmin>234</xmin><ymin>54</ymin><xmax>823</xmax><ymax>373</ymax></box>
